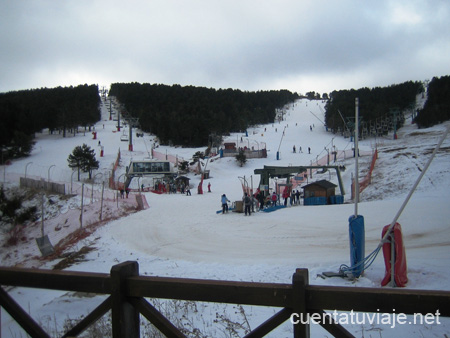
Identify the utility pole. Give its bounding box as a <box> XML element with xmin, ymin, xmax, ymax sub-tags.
<box><xmin>41</xmin><ymin>194</ymin><xmax>45</xmax><ymax>237</ymax></box>
<box><xmin>129</xmin><ymin>122</ymin><xmax>133</xmax><ymax>151</ymax></box>
<box><xmin>393</xmin><ymin>109</ymin><xmax>398</xmax><ymax>140</ymax></box>
<box><xmin>109</xmin><ymin>98</ymin><xmax>112</xmax><ymax>120</ymax></box>
<box><xmin>100</xmin><ymin>182</ymin><xmax>104</xmax><ymax>221</ymax></box>
<box><xmin>117</xmin><ymin>110</ymin><xmax>121</xmax><ymax>131</ymax></box>
<box><xmin>80</xmin><ymin>184</ymin><xmax>84</xmax><ymax>228</ymax></box>
<box><xmin>354</xmin><ymin>98</ymin><xmax>360</xmax><ymax>215</ymax></box>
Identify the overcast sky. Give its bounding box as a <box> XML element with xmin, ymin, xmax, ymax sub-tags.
<box><xmin>1</xmin><ymin>0</ymin><xmax>449</xmax><ymax>95</ymax></box>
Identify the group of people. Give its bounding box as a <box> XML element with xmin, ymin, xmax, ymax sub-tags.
<box><xmin>221</xmin><ymin>192</ymin><xmax>254</xmax><ymax>216</ymax></box>
<box><xmin>152</xmin><ymin>181</ymin><xmax>192</xmax><ymax>195</ymax></box>
<box><xmin>293</xmin><ymin>145</ymin><xmax>311</xmax><ymax>154</ymax></box>
<box><xmin>281</xmin><ymin>189</ymin><xmax>302</xmax><ymax>206</ymax></box>
<box><xmin>119</xmin><ymin>188</ymin><xmax>130</xmax><ymax>198</ymax></box>
<box><xmin>221</xmin><ymin>188</ymin><xmax>303</xmax><ymax>216</ymax></box>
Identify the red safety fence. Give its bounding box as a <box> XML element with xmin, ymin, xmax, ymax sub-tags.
<box><xmin>109</xmin><ymin>149</ymin><xmax>121</xmax><ymax>190</ymax></box>
<box><xmin>351</xmin><ymin>149</ymin><xmax>378</xmax><ymax>199</ymax></box>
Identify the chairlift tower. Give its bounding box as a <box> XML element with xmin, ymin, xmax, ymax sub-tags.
<box><xmin>389</xmin><ymin>107</ymin><xmax>400</xmax><ymax>140</ymax></box>
<box><xmin>127</xmin><ymin>117</ymin><xmax>140</xmax><ymax>151</ymax></box>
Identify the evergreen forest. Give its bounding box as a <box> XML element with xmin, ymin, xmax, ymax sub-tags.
<box><xmin>109</xmin><ymin>83</ymin><xmax>299</xmax><ymax>147</ymax></box>
<box><xmin>324</xmin><ymin>81</ymin><xmax>424</xmax><ymax>134</ymax></box>
<box><xmin>1</xmin><ymin>76</ymin><xmax>449</xmax><ymax>161</ymax></box>
<box><xmin>414</xmin><ymin>75</ymin><xmax>450</xmax><ymax>128</ymax></box>
<box><xmin>0</xmin><ymin>84</ymin><xmax>100</xmax><ymax>160</ymax></box>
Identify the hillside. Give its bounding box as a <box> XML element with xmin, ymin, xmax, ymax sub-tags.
<box><xmin>1</xmin><ymin>97</ymin><xmax>450</xmax><ymax>337</ymax></box>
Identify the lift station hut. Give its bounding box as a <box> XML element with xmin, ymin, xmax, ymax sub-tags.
<box><xmin>302</xmin><ymin>180</ymin><xmax>343</xmax><ymax>205</ymax></box>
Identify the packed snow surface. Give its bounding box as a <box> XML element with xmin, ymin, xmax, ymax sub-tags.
<box><xmin>1</xmin><ymin>96</ymin><xmax>450</xmax><ymax>337</ymax></box>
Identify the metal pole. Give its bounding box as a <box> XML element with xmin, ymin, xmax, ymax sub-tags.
<box><xmin>117</xmin><ymin>108</ymin><xmax>121</xmax><ymax>131</ymax></box>
<box><xmin>118</xmin><ymin>174</ymin><xmax>126</xmax><ymax>189</ymax></box>
<box><xmin>129</xmin><ymin>123</ymin><xmax>132</xmax><ymax>151</ymax></box>
<box><xmin>71</xmin><ymin>170</ymin><xmax>76</xmax><ymax>194</ymax></box>
<box><xmin>100</xmin><ymin>182</ymin><xmax>104</xmax><ymax>221</ymax></box>
<box><xmin>354</xmin><ymin>98</ymin><xmax>360</xmax><ymax>217</ymax></box>
<box><xmin>25</xmin><ymin>162</ymin><xmax>32</xmax><ymax>179</ymax></box>
<box><xmin>390</xmin><ymin>233</ymin><xmax>396</xmax><ymax>287</ymax></box>
<box><xmin>41</xmin><ymin>194</ymin><xmax>45</xmax><ymax>237</ymax></box>
<box><xmin>91</xmin><ymin>181</ymin><xmax>94</xmax><ymax>204</ymax></box>
<box><xmin>251</xmin><ymin>175</ymin><xmax>254</xmax><ymax>212</ymax></box>
<box><xmin>1</xmin><ymin>145</ymin><xmax>4</xmax><ymax>184</ymax></box>
<box><xmin>91</xmin><ymin>173</ymin><xmax>103</xmax><ymax>204</ymax></box>
<box><xmin>80</xmin><ymin>183</ymin><xmax>84</xmax><ymax>229</ymax></box>
<box><xmin>48</xmin><ymin>165</ymin><xmax>55</xmax><ymax>183</ymax></box>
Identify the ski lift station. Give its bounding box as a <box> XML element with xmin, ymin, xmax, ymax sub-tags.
<box><xmin>124</xmin><ymin>160</ymin><xmax>175</xmax><ymax>189</ymax></box>
<box><xmin>302</xmin><ymin>179</ymin><xmax>343</xmax><ymax>205</ymax></box>
<box><xmin>254</xmin><ymin>165</ymin><xmax>345</xmax><ymax>205</ymax></box>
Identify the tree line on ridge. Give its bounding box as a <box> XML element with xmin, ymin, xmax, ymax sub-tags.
<box><xmin>109</xmin><ymin>82</ymin><xmax>299</xmax><ymax>147</ymax></box>
<box><xmin>0</xmin><ymin>76</ymin><xmax>449</xmax><ymax>161</ymax></box>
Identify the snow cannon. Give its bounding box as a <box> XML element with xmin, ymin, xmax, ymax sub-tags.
<box><xmin>348</xmin><ymin>214</ymin><xmax>365</xmax><ymax>278</ymax></box>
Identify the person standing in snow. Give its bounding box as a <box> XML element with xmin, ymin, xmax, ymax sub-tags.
<box><xmin>186</xmin><ymin>186</ymin><xmax>191</xmax><ymax>196</ymax></box>
<box><xmin>293</xmin><ymin>145</ymin><xmax>296</xmax><ymax>153</ymax></box>
<box><xmin>282</xmin><ymin>187</ymin><xmax>290</xmax><ymax>206</ymax></box>
<box><xmin>258</xmin><ymin>191</ymin><xmax>265</xmax><ymax>211</ymax></box>
<box><xmin>221</xmin><ymin>194</ymin><xmax>230</xmax><ymax>214</ymax></box>
<box><xmin>271</xmin><ymin>192</ymin><xmax>277</xmax><ymax>206</ymax></box>
<box><xmin>295</xmin><ymin>190</ymin><xmax>301</xmax><ymax>204</ymax></box>
<box><xmin>243</xmin><ymin>193</ymin><xmax>252</xmax><ymax>216</ymax></box>
<box><xmin>208</xmin><ymin>182</ymin><xmax>211</xmax><ymax>192</ymax></box>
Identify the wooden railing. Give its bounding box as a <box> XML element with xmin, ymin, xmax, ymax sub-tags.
<box><xmin>1</xmin><ymin>261</ymin><xmax>449</xmax><ymax>338</ymax></box>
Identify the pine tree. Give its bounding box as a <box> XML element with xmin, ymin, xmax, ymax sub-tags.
<box><xmin>81</xmin><ymin>144</ymin><xmax>100</xmax><ymax>179</ymax></box>
<box><xmin>10</xmin><ymin>131</ymin><xmax>35</xmax><ymax>158</ymax></box>
<box><xmin>68</xmin><ymin>145</ymin><xmax>84</xmax><ymax>181</ymax></box>
<box><xmin>67</xmin><ymin>144</ymin><xmax>99</xmax><ymax>180</ymax></box>
<box><xmin>235</xmin><ymin>149</ymin><xmax>247</xmax><ymax>167</ymax></box>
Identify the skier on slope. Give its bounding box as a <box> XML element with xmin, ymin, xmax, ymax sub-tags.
<box><xmin>221</xmin><ymin>194</ymin><xmax>230</xmax><ymax>214</ymax></box>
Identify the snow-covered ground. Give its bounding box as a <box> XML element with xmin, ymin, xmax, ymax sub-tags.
<box><xmin>1</xmin><ymin>96</ymin><xmax>450</xmax><ymax>337</ymax></box>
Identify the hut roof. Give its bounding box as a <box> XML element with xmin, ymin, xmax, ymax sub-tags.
<box><xmin>302</xmin><ymin>180</ymin><xmax>337</xmax><ymax>189</ymax></box>
<box><xmin>175</xmin><ymin>175</ymin><xmax>190</xmax><ymax>182</ymax></box>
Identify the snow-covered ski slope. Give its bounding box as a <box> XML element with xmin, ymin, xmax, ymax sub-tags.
<box><xmin>2</xmin><ymin>96</ymin><xmax>450</xmax><ymax>337</ymax></box>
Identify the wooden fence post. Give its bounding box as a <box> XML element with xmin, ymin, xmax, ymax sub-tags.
<box><xmin>292</xmin><ymin>268</ymin><xmax>310</xmax><ymax>338</ymax></box>
<box><xmin>111</xmin><ymin>261</ymin><xmax>140</xmax><ymax>338</ymax></box>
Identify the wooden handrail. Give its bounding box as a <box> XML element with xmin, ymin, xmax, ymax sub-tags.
<box><xmin>0</xmin><ymin>267</ymin><xmax>111</xmax><ymax>294</ymax></box>
<box><xmin>125</xmin><ymin>275</ymin><xmax>293</xmax><ymax>307</ymax></box>
<box><xmin>1</xmin><ymin>262</ymin><xmax>449</xmax><ymax>338</ymax></box>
